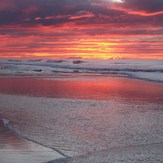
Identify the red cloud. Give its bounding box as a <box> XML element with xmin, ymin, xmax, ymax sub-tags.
<box><xmin>0</xmin><ymin>0</ymin><xmax>15</xmax><ymax>10</ymax></box>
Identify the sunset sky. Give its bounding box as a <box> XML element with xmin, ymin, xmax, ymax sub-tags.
<box><xmin>0</xmin><ymin>0</ymin><xmax>163</xmax><ymax>59</ymax></box>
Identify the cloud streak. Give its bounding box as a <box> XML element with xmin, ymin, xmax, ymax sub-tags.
<box><xmin>0</xmin><ymin>0</ymin><xmax>163</xmax><ymax>59</ymax></box>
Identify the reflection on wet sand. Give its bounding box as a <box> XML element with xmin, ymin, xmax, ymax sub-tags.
<box><xmin>0</xmin><ymin>77</ymin><xmax>163</xmax><ymax>163</ymax></box>
<box><xmin>0</xmin><ymin>120</ymin><xmax>63</xmax><ymax>163</ymax></box>
<box><xmin>0</xmin><ymin>77</ymin><xmax>162</xmax><ymax>103</ymax></box>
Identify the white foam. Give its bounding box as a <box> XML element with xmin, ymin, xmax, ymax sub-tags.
<box><xmin>1</xmin><ymin>118</ymin><xmax>10</xmax><ymax>126</ymax></box>
<box><xmin>0</xmin><ymin>59</ymin><xmax>163</xmax><ymax>82</ymax></box>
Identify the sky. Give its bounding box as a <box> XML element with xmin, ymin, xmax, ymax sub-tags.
<box><xmin>0</xmin><ymin>0</ymin><xmax>163</xmax><ymax>59</ymax></box>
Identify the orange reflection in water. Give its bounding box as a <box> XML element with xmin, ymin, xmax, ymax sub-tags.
<box><xmin>0</xmin><ymin>77</ymin><xmax>162</xmax><ymax>103</ymax></box>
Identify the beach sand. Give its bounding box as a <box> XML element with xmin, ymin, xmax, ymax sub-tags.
<box><xmin>0</xmin><ymin>77</ymin><xmax>163</xmax><ymax>163</ymax></box>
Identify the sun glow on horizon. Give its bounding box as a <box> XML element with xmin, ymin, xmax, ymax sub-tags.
<box><xmin>0</xmin><ymin>0</ymin><xmax>162</xmax><ymax>60</ymax></box>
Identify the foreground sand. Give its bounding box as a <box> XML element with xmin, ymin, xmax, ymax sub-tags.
<box><xmin>0</xmin><ymin>76</ymin><xmax>163</xmax><ymax>162</ymax></box>
<box><xmin>0</xmin><ymin>93</ymin><xmax>162</xmax><ymax>163</ymax></box>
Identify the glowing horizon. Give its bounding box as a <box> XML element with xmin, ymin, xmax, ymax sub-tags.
<box><xmin>0</xmin><ymin>0</ymin><xmax>163</xmax><ymax>60</ymax></box>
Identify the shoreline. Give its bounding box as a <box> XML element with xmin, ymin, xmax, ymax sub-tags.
<box><xmin>0</xmin><ymin>72</ymin><xmax>163</xmax><ymax>83</ymax></box>
<box><xmin>0</xmin><ymin>118</ymin><xmax>65</xmax><ymax>163</ymax></box>
<box><xmin>1</xmin><ymin>118</ymin><xmax>69</xmax><ymax>158</ymax></box>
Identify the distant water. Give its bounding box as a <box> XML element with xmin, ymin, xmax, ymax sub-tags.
<box><xmin>0</xmin><ymin>59</ymin><xmax>163</xmax><ymax>82</ymax></box>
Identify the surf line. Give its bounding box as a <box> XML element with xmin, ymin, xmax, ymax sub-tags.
<box><xmin>1</xmin><ymin>118</ymin><xmax>70</xmax><ymax>159</ymax></box>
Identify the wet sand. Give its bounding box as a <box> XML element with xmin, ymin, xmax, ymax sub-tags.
<box><xmin>0</xmin><ymin>120</ymin><xmax>64</xmax><ymax>163</ymax></box>
<box><xmin>0</xmin><ymin>77</ymin><xmax>162</xmax><ymax>103</ymax></box>
<box><xmin>0</xmin><ymin>77</ymin><xmax>163</xmax><ymax>163</ymax></box>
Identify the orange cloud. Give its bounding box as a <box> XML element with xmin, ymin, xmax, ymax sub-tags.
<box><xmin>0</xmin><ymin>0</ymin><xmax>163</xmax><ymax>60</ymax></box>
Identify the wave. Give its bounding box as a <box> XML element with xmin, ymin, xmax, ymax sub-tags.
<box><xmin>0</xmin><ymin>59</ymin><xmax>163</xmax><ymax>82</ymax></box>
